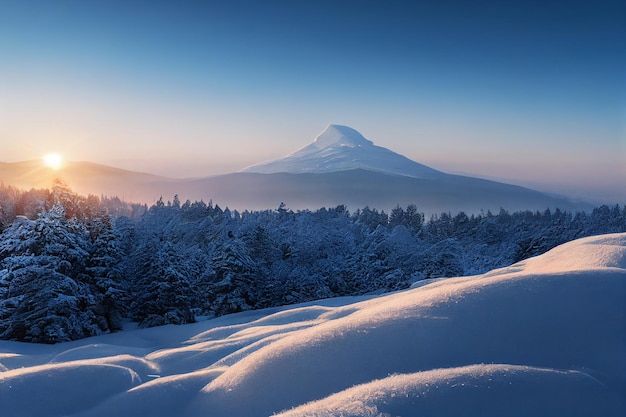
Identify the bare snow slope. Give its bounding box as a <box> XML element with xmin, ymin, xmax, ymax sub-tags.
<box><xmin>242</xmin><ymin>124</ymin><xmax>444</xmax><ymax>179</ymax></box>
<box><xmin>0</xmin><ymin>233</ymin><xmax>624</xmax><ymax>417</ymax></box>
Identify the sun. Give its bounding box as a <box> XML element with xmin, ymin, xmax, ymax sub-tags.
<box><xmin>43</xmin><ymin>153</ymin><xmax>63</xmax><ymax>170</ymax></box>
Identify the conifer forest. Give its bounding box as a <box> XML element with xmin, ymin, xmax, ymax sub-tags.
<box><xmin>1</xmin><ymin>182</ymin><xmax>624</xmax><ymax>343</ymax></box>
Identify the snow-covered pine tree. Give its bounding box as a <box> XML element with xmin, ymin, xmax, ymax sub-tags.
<box><xmin>0</xmin><ymin>204</ymin><xmax>107</xmax><ymax>343</ymax></box>
<box><xmin>86</xmin><ymin>214</ymin><xmax>126</xmax><ymax>331</ymax></box>
<box><xmin>207</xmin><ymin>232</ymin><xmax>258</xmax><ymax>316</ymax></box>
<box><xmin>129</xmin><ymin>238</ymin><xmax>197</xmax><ymax>327</ymax></box>
<box><xmin>419</xmin><ymin>237</ymin><xmax>465</xmax><ymax>279</ymax></box>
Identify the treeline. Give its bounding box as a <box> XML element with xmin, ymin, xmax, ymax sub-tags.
<box><xmin>0</xmin><ymin>184</ymin><xmax>625</xmax><ymax>343</ymax></box>
<box><xmin>0</xmin><ymin>180</ymin><xmax>146</xmax><ymax>230</ymax></box>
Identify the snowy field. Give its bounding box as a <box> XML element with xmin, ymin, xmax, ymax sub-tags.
<box><xmin>0</xmin><ymin>233</ymin><xmax>624</xmax><ymax>417</ymax></box>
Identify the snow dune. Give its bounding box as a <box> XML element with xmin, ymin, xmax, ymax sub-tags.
<box><xmin>276</xmin><ymin>365</ymin><xmax>613</xmax><ymax>417</ymax></box>
<box><xmin>0</xmin><ymin>233</ymin><xmax>624</xmax><ymax>417</ymax></box>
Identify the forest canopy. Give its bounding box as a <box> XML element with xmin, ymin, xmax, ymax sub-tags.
<box><xmin>1</xmin><ymin>182</ymin><xmax>625</xmax><ymax>343</ymax></box>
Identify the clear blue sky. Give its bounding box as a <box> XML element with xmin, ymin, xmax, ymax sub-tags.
<box><xmin>0</xmin><ymin>0</ymin><xmax>624</xmax><ymax>202</ymax></box>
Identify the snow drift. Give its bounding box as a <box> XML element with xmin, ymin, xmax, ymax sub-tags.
<box><xmin>0</xmin><ymin>233</ymin><xmax>624</xmax><ymax>416</ymax></box>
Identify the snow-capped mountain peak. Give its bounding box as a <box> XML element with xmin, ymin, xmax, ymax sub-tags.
<box><xmin>242</xmin><ymin>124</ymin><xmax>443</xmax><ymax>179</ymax></box>
<box><xmin>312</xmin><ymin>124</ymin><xmax>373</xmax><ymax>149</ymax></box>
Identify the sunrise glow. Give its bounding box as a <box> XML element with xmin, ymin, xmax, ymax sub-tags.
<box><xmin>43</xmin><ymin>153</ymin><xmax>63</xmax><ymax>170</ymax></box>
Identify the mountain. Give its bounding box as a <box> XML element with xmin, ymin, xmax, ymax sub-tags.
<box><xmin>0</xmin><ymin>126</ymin><xmax>592</xmax><ymax>214</ymax></box>
<box><xmin>0</xmin><ymin>232</ymin><xmax>624</xmax><ymax>416</ymax></box>
<box><xmin>243</xmin><ymin>124</ymin><xmax>443</xmax><ymax>179</ymax></box>
<box><xmin>233</xmin><ymin>124</ymin><xmax>587</xmax><ymax>214</ymax></box>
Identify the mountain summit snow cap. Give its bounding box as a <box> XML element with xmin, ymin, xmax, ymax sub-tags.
<box><xmin>313</xmin><ymin>124</ymin><xmax>374</xmax><ymax>149</ymax></box>
<box><xmin>241</xmin><ymin>123</ymin><xmax>444</xmax><ymax>179</ymax></box>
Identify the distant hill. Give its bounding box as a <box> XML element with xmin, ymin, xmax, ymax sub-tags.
<box><xmin>0</xmin><ymin>125</ymin><xmax>592</xmax><ymax>214</ymax></box>
<box><xmin>0</xmin><ymin>160</ymin><xmax>176</xmax><ymax>203</ymax></box>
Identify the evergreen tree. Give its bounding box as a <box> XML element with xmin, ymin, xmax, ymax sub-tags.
<box><xmin>0</xmin><ymin>204</ymin><xmax>106</xmax><ymax>343</ymax></box>
<box><xmin>129</xmin><ymin>239</ymin><xmax>196</xmax><ymax>327</ymax></box>
<box><xmin>86</xmin><ymin>215</ymin><xmax>126</xmax><ymax>331</ymax></box>
<box><xmin>208</xmin><ymin>233</ymin><xmax>257</xmax><ymax>315</ymax></box>
<box><xmin>419</xmin><ymin>238</ymin><xmax>465</xmax><ymax>279</ymax></box>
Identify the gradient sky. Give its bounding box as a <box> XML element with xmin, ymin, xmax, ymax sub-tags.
<box><xmin>1</xmin><ymin>0</ymin><xmax>624</xmax><ymax>202</ymax></box>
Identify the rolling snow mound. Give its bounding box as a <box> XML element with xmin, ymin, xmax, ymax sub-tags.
<box><xmin>0</xmin><ymin>233</ymin><xmax>624</xmax><ymax>416</ymax></box>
